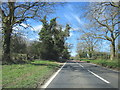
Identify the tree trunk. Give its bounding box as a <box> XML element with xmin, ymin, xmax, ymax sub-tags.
<box><xmin>2</xmin><ymin>2</ymin><xmax>15</xmax><ymax>64</ymax></box>
<box><xmin>110</xmin><ymin>41</ymin><xmax>115</xmax><ymax>60</ymax></box>
<box><xmin>2</xmin><ymin>27</ymin><xmax>13</xmax><ymax>64</ymax></box>
<box><xmin>88</xmin><ymin>48</ymin><xmax>92</xmax><ymax>58</ymax></box>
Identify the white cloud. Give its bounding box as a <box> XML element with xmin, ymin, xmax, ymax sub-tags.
<box><xmin>62</xmin><ymin>27</ymin><xmax>65</xmax><ymax>31</ymax></box>
<box><xmin>32</xmin><ymin>25</ymin><xmax>43</xmax><ymax>32</ymax></box>
<box><xmin>13</xmin><ymin>26</ymin><xmax>21</xmax><ymax>31</ymax></box>
<box><xmin>64</xmin><ymin>13</ymin><xmax>85</xmax><ymax>29</ymax></box>
<box><xmin>29</xmin><ymin>35</ymin><xmax>39</xmax><ymax>41</ymax></box>
<box><xmin>13</xmin><ymin>23</ymin><xmax>29</xmax><ymax>31</ymax></box>
<box><xmin>74</xmin><ymin>16</ymin><xmax>82</xmax><ymax>24</ymax></box>
<box><xmin>70</xmin><ymin>28</ymin><xmax>79</xmax><ymax>31</ymax></box>
<box><xmin>71</xmin><ymin>13</ymin><xmax>84</xmax><ymax>25</ymax></box>
<box><xmin>71</xmin><ymin>51</ymin><xmax>77</xmax><ymax>57</ymax></box>
<box><xmin>70</xmin><ymin>31</ymin><xmax>73</xmax><ymax>37</ymax></box>
<box><xmin>64</xmin><ymin>14</ymin><xmax>72</xmax><ymax>22</ymax></box>
<box><xmin>12</xmin><ymin>25</ymin><xmax>25</xmax><ymax>34</ymax></box>
<box><xmin>29</xmin><ymin>38</ymin><xmax>35</xmax><ymax>41</ymax></box>
<box><xmin>20</xmin><ymin>23</ymin><xmax>28</xmax><ymax>28</ymax></box>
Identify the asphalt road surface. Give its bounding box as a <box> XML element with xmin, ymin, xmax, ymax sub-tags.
<box><xmin>46</xmin><ymin>60</ymin><xmax>119</xmax><ymax>89</ymax></box>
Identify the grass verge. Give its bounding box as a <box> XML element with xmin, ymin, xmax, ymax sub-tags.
<box><xmin>80</xmin><ymin>59</ymin><xmax>120</xmax><ymax>70</ymax></box>
<box><xmin>2</xmin><ymin>60</ymin><xmax>60</xmax><ymax>88</ymax></box>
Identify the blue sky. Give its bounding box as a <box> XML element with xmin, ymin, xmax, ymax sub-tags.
<box><xmin>15</xmin><ymin>2</ymin><xmax>111</xmax><ymax>56</ymax></box>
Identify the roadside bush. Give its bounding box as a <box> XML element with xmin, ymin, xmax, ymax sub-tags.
<box><xmin>11</xmin><ymin>53</ymin><xmax>28</xmax><ymax>64</ymax></box>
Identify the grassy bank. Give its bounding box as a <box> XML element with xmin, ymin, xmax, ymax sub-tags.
<box><xmin>80</xmin><ymin>59</ymin><xmax>120</xmax><ymax>70</ymax></box>
<box><xmin>0</xmin><ymin>49</ymin><xmax>2</xmax><ymax>61</ymax></box>
<box><xmin>2</xmin><ymin>60</ymin><xmax>60</xmax><ymax>88</ymax></box>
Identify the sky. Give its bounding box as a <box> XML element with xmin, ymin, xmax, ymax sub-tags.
<box><xmin>15</xmin><ymin>2</ymin><xmax>111</xmax><ymax>56</ymax></box>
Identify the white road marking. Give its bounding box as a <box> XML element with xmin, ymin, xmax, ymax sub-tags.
<box><xmin>79</xmin><ymin>64</ymin><xmax>84</xmax><ymax>68</ymax></box>
<box><xmin>41</xmin><ymin>62</ymin><xmax>66</xmax><ymax>88</ymax></box>
<box><xmin>76</xmin><ymin>61</ymin><xmax>111</xmax><ymax>84</ymax></box>
<box><xmin>76</xmin><ymin>62</ymin><xmax>84</xmax><ymax>68</ymax></box>
<box><xmin>88</xmin><ymin>70</ymin><xmax>110</xmax><ymax>84</ymax></box>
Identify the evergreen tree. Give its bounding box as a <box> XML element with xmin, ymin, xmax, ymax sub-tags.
<box><xmin>39</xmin><ymin>16</ymin><xmax>54</xmax><ymax>60</ymax></box>
<box><xmin>39</xmin><ymin>16</ymin><xmax>71</xmax><ymax>60</ymax></box>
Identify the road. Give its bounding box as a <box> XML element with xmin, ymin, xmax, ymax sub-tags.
<box><xmin>44</xmin><ymin>60</ymin><xmax>119</xmax><ymax>89</ymax></box>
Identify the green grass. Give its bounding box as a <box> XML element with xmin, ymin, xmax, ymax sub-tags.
<box><xmin>0</xmin><ymin>49</ymin><xmax>2</xmax><ymax>60</ymax></box>
<box><xmin>2</xmin><ymin>60</ymin><xmax>60</xmax><ymax>88</ymax></box>
<box><xmin>80</xmin><ymin>59</ymin><xmax>91</xmax><ymax>62</ymax></box>
<box><xmin>80</xmin><ymin>59</ymin><xmax>120</xmax><ymax>69</ymax></box>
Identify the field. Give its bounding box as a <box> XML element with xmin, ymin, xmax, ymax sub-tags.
<box><xmin>2</xmin><ymin>60</ymin><xmax>60</xmax><ymax>88</ymax></box>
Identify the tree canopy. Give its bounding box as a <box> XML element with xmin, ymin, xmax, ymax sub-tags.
<box><xmin>39</xmin><ymin>16</ymin><xmax>71</xmax><ymax>60</ymax></box>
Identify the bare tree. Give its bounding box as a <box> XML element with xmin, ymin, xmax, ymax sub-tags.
<box><xmin>77</xmin><ymin>32</ymin><xmax>99</xmax><ymax>58</ymax></box>
<box><xmin>77</xmin><ymin>42</ymin><xmax>87</xmax><ymax>58</ymax></box>
<box><xmin>0</xmin><ymin>1</ymin><xmax>58</xmax><ymax>63</ymax></box>
<box><xmin>84</xmin><ymin>2</ymin><xmax>120</xmax><ymax>60</ymax></box>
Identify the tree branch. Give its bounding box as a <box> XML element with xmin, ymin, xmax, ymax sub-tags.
<box><xmin>110</xmin><ymin>2</ymin><xmax>119</xmax><ymax>8</ymax></box>
<box><xmin>0</xmin><ymin>7</ymin><xmax>6</xmax><ymax>17</ymax></box>
<box><xmin>94</xmin><ymin>18</ymin><xmax>111</xmax><ymax>31</ymax></box>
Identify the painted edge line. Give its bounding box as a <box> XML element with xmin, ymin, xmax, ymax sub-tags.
<box><xmin>41</xmin><ymin>62</ymin><xmax>66</xmax><ymax>88</ymax></box>
<box><xmin>88</xmin><ymin>70</ymin><xmax>110</xmax><ymax>84</ymax></box>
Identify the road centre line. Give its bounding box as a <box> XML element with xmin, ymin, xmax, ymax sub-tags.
<box><xmin>76</xmin><ymin>62</ymin><xmax>110</xmax><ymax>84</ymax></box>
<box><xmin>88</xmin><ymin>70</ymin><xmax>110</xmax><ymax>84</ymax></box>
<box><xmin>41</xmin><ymin>62</ymin><xmax>66</xmax><ymax>88</ymax></box>
<box><xmin>79</xmin><ymin>64</ymin><xmax>84</xmax><ymax>68</ymax></box>
<box><xmin>76</xmin><ymin>62</ymin><xmax>84</xmax><ymax>68</ymax></box>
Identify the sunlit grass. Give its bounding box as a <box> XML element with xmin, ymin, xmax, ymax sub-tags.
<box><xmin>80</xmin><ymin>59</ymin><xmax>119</xmax><ymax>69</ymax></box>
<box><xmin>2</xmin><ymin>60</ymin><xmax>60</xmax><ymax>88</ymax></box>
